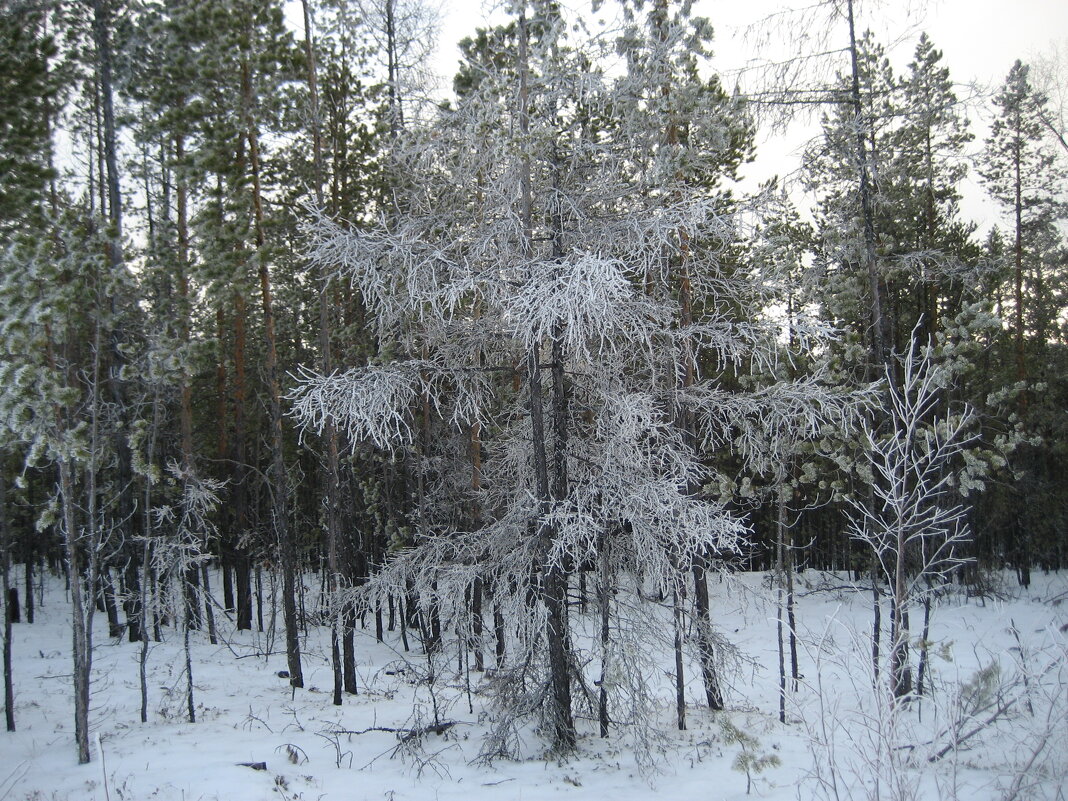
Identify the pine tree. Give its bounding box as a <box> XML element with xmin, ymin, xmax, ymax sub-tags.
<box><xmin>0</xmin><ymin>1</ymin><xmax>57</xmax><ymax>236</ymax></box>
<box><xmin>0</xmin><ymin>210</ymin><xmax>134</xmax><ymax>762</ymax></box>
<box><xmin>889</xmin><ymin>34</ymin><xmax>973</xmax><ymax>342</ymax></box>
<box><xmin>980</xmin><ymin>60</ymin><xmax>1065</xmax><ymax>391</ymax></box>
<box><xmin>979</xmin><ymin>60</ymin><xmax>1068</xmax><ymax>580</ymax></box>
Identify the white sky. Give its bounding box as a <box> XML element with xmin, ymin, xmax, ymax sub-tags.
<box><xmin>431</xmin><ymin>0</ymin><xmax>1068</xmax><ymax>232</ymax></box>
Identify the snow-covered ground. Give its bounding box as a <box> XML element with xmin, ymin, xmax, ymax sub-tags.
<box><xmin>3</xmin><ymin>568</ymin><xmax>1066</xmax><ymax>801</ymax></box>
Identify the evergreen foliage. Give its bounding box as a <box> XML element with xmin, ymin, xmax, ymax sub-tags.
<box><xmin>0</xmin><ymin>0</ymin><xmax>1064</xmax><ymax>766</ymax></box>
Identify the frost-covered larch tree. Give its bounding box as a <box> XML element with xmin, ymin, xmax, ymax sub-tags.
<box><xmin>291</xmin><ymin>0</ymin><xmax>857</xmax><ymax>759</ymax></box>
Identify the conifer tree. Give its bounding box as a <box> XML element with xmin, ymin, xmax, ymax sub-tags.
<box><xmin>0</xmin><ymin>1</ymin><xmax>56</xmax><ymax>236</ymax></box>
<box><xmin>292</xmin><ymin>0</ymin><xmax>854</xmax><ymax>758</ymax></box>
<box><xmin>980</xmin><ymin>60</ymin><xmax>1065</xmax><ymax>390</ymax></box>
<box><xmin>979</xmin><ymin>60</ymin><xmax>1068</xmax><ymax>578</ymax></box>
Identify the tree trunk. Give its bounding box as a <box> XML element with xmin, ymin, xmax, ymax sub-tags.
<box><xmin>60</xmin><ymin>459</ymin><xmax>93</xmax><ymax>763</ymax></box>
<box><xmin>184</xmin><ymin>605</ymin><xmax>195</xmax><ymax>723</ymax></box>
<box><xmin>123</xmin><ymin>554</ymin><xmax>142</xmax><ymax>642</ymax></box>
<box><xmin>138</xmin><ymin>388</ymin><xmax>162</xmax><ymax>723</ymax></box>
<box><xmin>890</xmin><ymin>529</ymin><xmax>912</xmax><ymax>697</ymax></box>
<box><xmin>222</xmin><ymin>557</ymin><xmax>234</xmax><ymax>614</ymax></box>
<box><xmin>653</xmin><ymin>2</ymin><xmax>723</xmax><ymax>707</ymax></box>
<box><xmin>231</xmin><ymin>290</ymin><xmax>254</xmax><ymax>633</ymax></box>
<box><xmin>255</xmin><ymin>565</ymin><xmax>264</xmax><ymax>633</ymax></box>
<box><xmin>846</xmin><ymin>0</ymin><xmax>889</xmax><ymax>369</ymax></box>
<box><xmin>776</xmin><ymin>502</ymin><xmax>787</xmax><ymax>724</ymax></box>
<box><xmin>494</xmin><ymin>598</ymin><xmax>505</xmax><ymax>668</ymax></box>
<box><xmin>518</xmin><ymin>2</ymin><xmax>572</xmax><ymax>752</ymax></box>
<box><xmin>598</xmin><ymin>533</ymin><xmax>611</xmax><ymax>738</ymax></box>
<box><xmin>242</xmin><ymin>56</ymin><xmax>302</xmax><ymax>688</ymax></box>
<box><xmin>343</xmin><ymin>605</ymin><xmax>357</xmax><ymax>694</ymax></box>
<box><xmin>1012</xmin><ymin>126</ymin><xmax>1027</xmax><ymax>393</ymax></box>
<box><xmin>916</xmin><ymin>590</ymin><xmax>933</xmax><ymax>696</ymax></box>
<box><xmin>92</xmin><ymin>0</ymin><xmax>138</xmax><ymax>605</ymax></box>
<box><xmin>302</xmin><ymin>0</ymin><xmax>344</xmax><ymax>706</ymax></box>
<box><xmin>470</xmin><ymin>308</ymin><xmax>484</xmax><ymax>672</ymax></box>
<box><xmin>101</xmin><ymin>567</ymin><xmax>122</xmax><ymax>638</ymax></box>
<box><xmin>24</xmin><ymin>542</ymin><xmax>34</xmax><ymax>625</ymax></box>
<box><xmin>2</xmin><ymin>470</ymin><xmax>15</xmax><ymax>731</ymax></box>
<box><xmin>673</xmin><ymin>589</ymin><xmax>686</xmax><ymax>731</ymax></box>
<box><xmin>139</xmin><ymin>538</ymin><xmax>151</xmax><ymax>723</ymax></box>
<box><xmin>215</xmin><ymin>305</ymin><xmax>235</xmax><ymax>623</ymax></box>
<box><xmin>235</xmin><ymin>552</ymin><xmax>252</xmax><ymax>632</ymax></box>
<box><xmin>184</xmin><ymin>566</ymin><xmax>201</xmax><ymax>631</ymax></box>
<box><xmin>201</xmin><ymin>564</ymin><xmax>218</xmax><ymax>645</ymax></box>
<box><xmin>692</xmin><ymin>558</ymin><xmax>724</xmax><ymax>710</ymax></box>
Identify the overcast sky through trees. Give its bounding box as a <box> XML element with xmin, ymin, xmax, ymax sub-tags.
<box><xmin>426</xmin><ymin>0</ymin><xmax>1068</xmax><ymax>228</ymax></box>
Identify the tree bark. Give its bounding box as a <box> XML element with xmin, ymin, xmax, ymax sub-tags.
<box><xmin>890</xmin><ymin>527</ymin><xmax>912</xmax><ymax>697</ymax></box>
<box><xmin>242</xmin><ymin>54</ymin><xmax>303</xmax><ymax>688</ymax></box>
<box><xmin>2</xmin><ymin>469</ymin><xmax>14</xmax><ymax>731</ymax></box>
<box><xmin>598</xmin><ymin>532</ymin><xmax>611</xmax><ymax>737</ymax></box>
<box><xmin>673</xmin><ymin>590</ymin><xmax>686</xmax><ymax>730</ymax></box>
<box><xmin>518</xmin><ymin>1</ymin><xmax>573</xmax><ymax>752</ymax></box>
<box><xmin>92</xmin><ymin>0</ymin><xmax>138</xmax><ymax>613</ymax></box>
<box><xmin>301</xmin><ymin>0</ymin><xmax>344</xmax><ymax>707</ymax></box>
<box><xmin>60</xmin><ymin>458</ymin><xmax>93</xmax><ymax>764</ymax></box>
<box><xmin>24</xmin><ymin>546</ymin><xmax>33</xmax><ymax>625</ymax></box>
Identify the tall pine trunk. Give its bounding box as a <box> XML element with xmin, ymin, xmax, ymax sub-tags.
<box><xmin>2</xmin><ymin>468</ymin><xmax>14</xmax><ymax>731</ymax></box>
<box><xmin>301</xmin><ymin>0</ymin><xmax>343</xmax><ymax>705</ymax></box>
<box><xmin>242</xmin><ymin>57</ymin><xmax>303</xmax><ymax>688</ymax></box>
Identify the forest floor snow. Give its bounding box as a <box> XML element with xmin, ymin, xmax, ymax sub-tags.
<box><xmin>2</xmin><ymin>568</ymin><xmax>1066</xmax><ymax>801</ymax></box>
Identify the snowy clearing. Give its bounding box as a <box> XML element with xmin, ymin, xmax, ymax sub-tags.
<box><xmin>3</xmin><ymin>568</ymin><xmax>1066</xmax><ymax>801</ymax></box>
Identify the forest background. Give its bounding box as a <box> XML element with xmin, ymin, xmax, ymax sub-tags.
<box><xmin>0</xmin><ymin>0</ymin><xmax>1066</xmax><ymax>776</ymax></box>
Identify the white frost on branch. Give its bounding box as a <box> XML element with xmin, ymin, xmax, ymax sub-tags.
<box><xmin>506</xmin><ymin>253</ymin><xmax>665</xmax><ymax>364</ymax></box>
<box><xmin>288</xmin><ymin>362</ymin><xmax>422</xmax><ymax>452</ymax></box>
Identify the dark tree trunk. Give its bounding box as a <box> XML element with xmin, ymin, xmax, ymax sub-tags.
<box><xmin>598</xmin><ymin>535</ymin><xmax>611</xmax><ymax>738</ymax></box>
<box><xmin>101</xmin><ymin>567</ymin><xmax>122</xmax><ymax>638</ymax></box>
<box><xmin>494</xmin><ymin>599</ymin><xmax>505</xmax><ymax>668</ymax></box>
<box><xmin>235</xmin><ymin>552</ymin><xmax>252</xmax><ymax>632</ymax></box>
<box><xmin>24</xmin><ymin>545</ymin><xmax>33</xmax><ymax>625</ymax></box>
<box><xmin>517</xmin><ymin>3</ymin><xmax>573</xmax><ymax>752</ymax></box>
<box><xmin>184</xmin><ymin>566</ymin><xmax>201</xmax><ymax>631</ymax></box>
<box><xmin>201</xmin><ymin>565</ymin><xmax>218</xmax><ymax>645</ymax></box>
<box><xmin>124</xmin><ymin>554</ymin><xmax>142</xmax><ymax>642</ymax></box>
<box><xmin>255</xmin><ymin>565</ymin><xmax>264</xmax><ymax>633</ymax></box>
<box><xmin>302</xmin><ymin>0</ymin><xmax>344</xmax><ymax>706</ymax></box>
<box><xmin>5</xmin><ymin>589</ymin><xmax>17</xmax><ymax>625</ymax></box>
<box><xmin>692</xmin><ymin>558</ymin><xmax>724</xmax><ymax>710</ymax></box>
<box><xmin>222</xmin><ymin>556</ymin><xmax>235</xmax><ymax>614</ymax></box>
<box><xmin>92</xmin><ymin>0</ymin><xmax>138</xmax><ymax>604</ymax></box>
<box><xmin>2</xmin><ymin>471</ymin><xmax>15</xmax><ymax>731</ymax></box>
<box><xmin>343</xmin><ymin>605</ymin><xmax>357</xmax><ymax>694</ymax></box>
<box><xmin>232</xmin><ymin>293</ymin><xmax>253</xmax><ymax>633</ymax></box>
<box><xmin>471</xmin><ymin>577</ymin><xmax>483</xmax><ymax>672</ymax></box>
<box><xmin>243</xmin><ymin>55</ymin><xmax>303</xmax><ymax>688</ymax></box>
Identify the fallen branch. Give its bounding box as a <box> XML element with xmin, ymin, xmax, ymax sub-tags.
<box><xmin>329</xmin><ymin>721</ymin><xmax>460</xmax><ymax>743</ymax></box>
<box><xmin>928</xmin><ymin>696</ymin><xmax>1017</xmax><ymax>762</ymax></box>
